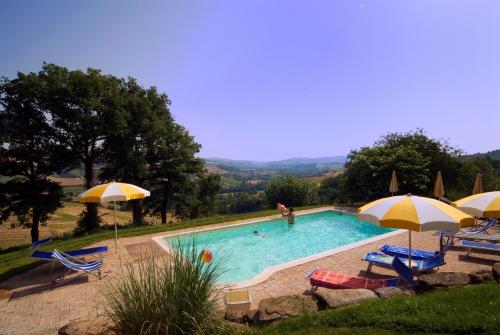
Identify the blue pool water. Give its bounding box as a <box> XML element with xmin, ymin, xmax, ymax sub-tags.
<box><xmin>163</xmin><ymin>210</ymin><xmax>394</xmax><ymax>283</ymax></box>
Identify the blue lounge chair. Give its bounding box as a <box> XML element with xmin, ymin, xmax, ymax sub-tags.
<box><xmin>51</xmin><ymin>249</ymin><xmax>102</xmax><ymax>280</ymax></box>
<box><xmin>30</xmin><ymin>236</ymin><xmax>53</xmax><ymax>249</ymax></box>
<box><xmin>31</xmin><ymin>246</ymin><xmax>108</xmax><ymax>261</ymax></box>
<box><xmin>379</xmin><ymin>244</ymin><xmax>439</xmax><ymax>260</ymax></box>
<box><xmin>31</xmin><ymin>246</ymin><xmax>108</xmax><ymax>274</ymax></box>
<box><xmin>391</xmin><ymin>257</ymin><xmax>414</xmax><ymax>286</ymax></box>
<box><xmin>363</xmin><ymin>252</ymin><xmax>444</xmax><ymax>273</ymax></box>
<box><xmin>463</xmin><ymin>218</ymin><xmax>497</xmax><ymax>234</ymax></box>
<box><xmin>438</xmin><ymin>219</ymin><xmax>498</xmax><ymax>247</ymax></box>
<box><xmin>460</xmin><ymin>240</ymin><xmax>500</xmax><ymax>256</ymax></box>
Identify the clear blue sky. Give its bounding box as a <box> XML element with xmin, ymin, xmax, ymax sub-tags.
<box><xmin>1</xmin><ymin>0</ymin><xmax>499</xmax><ymax>161</ymax></box>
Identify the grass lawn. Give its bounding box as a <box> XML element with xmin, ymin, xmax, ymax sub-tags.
<box><xmin>0</xmin><ymin>201</ymin><xmax>134</xmax><ymax>250</ymax></box>
<box><xmin>0</xmin><ymin>205</ymin><xmax>321</xmax><ymax>283</ymax></box>
<box><xmin>245</xmin><ymin>282</ymin><xmax>500</xmax><ymax>335</ymax></box>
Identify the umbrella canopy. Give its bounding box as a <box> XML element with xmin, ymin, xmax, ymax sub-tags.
<box><xmin>433</xmin><ymin>171</ymin><xmax>445</xmax><ymax>198</ymax></box>
<box><xmin>453</xmin><ymin>191</ymin><xmax>500</xmax><ymax>218</ymax></box>
<box><xmin>472</xmin><ymin>173</ymin><xmax>483</xmax><ymax>195</ymax></box>
<box><xmin>389</xmin><ymin>170</ymin><xmax>399</xmax><ymax>195</ymax></box>
<box><xmin>358</xmin><ymin>194</ymin><xmax>474</xmax><ymax>231</ymax></box>
<box><xmin>75</xmin><ymin>182</ymin><xmax>150</xmax><ymax>203</ymax></box>
<box><xmin>75</xmin><ymin>182</ymin><xmax>151</xmax><ymax>251</ymax></box>
<box><xmin>358</xmin><ymin>194</ymin><xmax>474</xmax><ymax>268</ymax></box>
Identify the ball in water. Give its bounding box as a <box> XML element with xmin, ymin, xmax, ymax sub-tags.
<box><xmin>200</xmin><ymin>249</ymin><xmax>213</xmax><ymax>263</ymax></box>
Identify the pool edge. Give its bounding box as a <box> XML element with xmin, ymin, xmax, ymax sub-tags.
<box><xmin>151</xmin><ymin>208</ymin><xmax>405</xmax><ymax>288</ymax></box>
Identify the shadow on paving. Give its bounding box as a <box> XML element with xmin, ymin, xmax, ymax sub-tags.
<box><xmin>10</xmin><ymin>275</ymin><xmax>90</xmax><ymax>299</ymax></box>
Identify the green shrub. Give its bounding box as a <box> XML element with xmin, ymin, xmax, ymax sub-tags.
<box><xmin>103</xmin><ymin>238</ymin><xmax>226</xmax><ymax>335</ymax></box>
<box><xmin>265</xmin><ymin>176</ymin><xmax>317</xmax><ymax>208</ymax></box>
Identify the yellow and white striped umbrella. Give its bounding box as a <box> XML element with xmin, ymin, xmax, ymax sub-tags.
<box><xmin>358</xmin><ymin>194</ymin><xmax>474</xmax><ymax>232</ymax></box>
<box><xmin>75</xmin><ymin>182</ymin><xmax>150</xmax><ymax>251</ymax></box>
<box><xmin>453</xmin><ymin>191</ymin><xmax>500</xmax><ymax>218</ymax></box>
<box><xmin>75</xmin><ymin>182</ymin><xmax>150</xmax><ymax>203</ymax></box>
<box><xmin>358</xmin><ymin>194</ymin><xmax>474</xmax><ymax>267</ymax></box>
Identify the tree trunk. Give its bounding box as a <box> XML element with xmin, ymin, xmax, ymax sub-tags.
<box><xmin>132</xmin><ymin>199</ymin><xmax>144</xmax><ymax>225</ymax></box>
<box><xmin>82</xmin><ymin>158</ymin><xmax>99</xmax><ymax>231</ymax></box>
<box><xmin>161</xmin><ymin>180</ymin><xmax>170</xmax><ymax>224</ymax></box>
<box><xmin>31</xmin><ymin>208</ymin><xmax>40</xmax><ymax>243</ymax></box>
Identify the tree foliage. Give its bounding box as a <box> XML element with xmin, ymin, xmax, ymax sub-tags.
<box><xmin>0</xmin><ymin>63</ymin><xmax>222</xmax><ymax>238</ymax></box>
<box><xmin>0</xmin><ymin>72</ymin><xmax>66</xmax><ymax>242</ymax></box>
<box><xmin>216</xmin><ymin>192</ymin><xmax>266</xmax><ymax>214</ymax></box>
<box><xmin>264</xmin><ymin>176</ymin><xmax>317</xmax><ymax>207</ymax></box>
<box><xmin>40</xmin><ymin>63</ymin><xmax>123</xmax><ymax>232</ymax></box>
<box><xmin>318</xmin><ymin>175</ymin><xmax>342</xmax><ymax>204</ymax></box>
<box><xmin>340</xmin><ymin>129</ymin><xmax>499</xmax><ymax>203</ymax></box>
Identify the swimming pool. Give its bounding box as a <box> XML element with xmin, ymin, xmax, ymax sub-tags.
<box><xmin>159</xmin><ymin>210</ymin><xmax>399</xmax><ymax>285</ymax></box>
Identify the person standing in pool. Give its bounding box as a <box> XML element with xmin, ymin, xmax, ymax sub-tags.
<box><xmin>279</xmin><ymin>205</ymin><xmax>295</xmax><ymax>224</ymax></box>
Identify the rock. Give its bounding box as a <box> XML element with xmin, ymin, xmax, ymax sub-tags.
<box><xmin>469</xmin><ymin>269</ymin><xmax>494</xmax><ymax>284</ymax></box>
<box><xmin>257</xmin><ymin>295</ymin><xmax>318</xmax><ymax>323</ymax></box>
<box><xmin>493</xmin><ymin>263</ymin><xmax>500</xmax><ymax>282</ymax></box>
<box><xmin>417</xmin><ymin>272</ymin><xmax>471</xmax><ymax>291</ymax></box>
<box><xmin>313</xmin><ymin>288</ymin><xmax>378</xmax><ymax>309</ymax></box>
<box><xmin>225</xmin><ymin>310</ymin><xmax>247</xmax><ymax>324</ymax></box>
<box><xmin>246</xmin><ymin>309</ymin><xmax>259</xmax><ymax>323</ymax></box>
<box><xmin>58</xmin><ymin>317</ymin><xmax>116</xmax><ymax>335</ymax></box>
<box><xmin>373</xmin><ymin>286</ymin><xmax>415</xmax><ymax>299</ymax></box>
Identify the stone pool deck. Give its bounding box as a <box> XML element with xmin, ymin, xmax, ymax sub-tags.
<box><xmin>1</xmin><ymin>207</ymin><xmax>499</xmax><ymax>335</ymax></box>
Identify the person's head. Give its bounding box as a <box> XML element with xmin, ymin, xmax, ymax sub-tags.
<box><xmin>289</xmin><ymin>208</ymin><xmax>294</xmax><ymax>213</ymax></box>
<box><xmin>253</xmin><ymin>230</ymin><xmax>258</xmax><ymax>235</ymax></box>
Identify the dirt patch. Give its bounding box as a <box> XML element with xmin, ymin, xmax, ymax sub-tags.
<box><xmin>48</xmin><ymin>176</ymin><xmax>84</xmax><ymax>186</ymax></box>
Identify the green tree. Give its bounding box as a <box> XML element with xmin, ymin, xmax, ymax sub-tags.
<box><xmin>0</xmin><ymin>72</ymin><xmax>65</xmax><ymax>242</ymax></box>
<box><xmin>376</xmin><ymin>129</ymin><xmax>463</xmax><ymax>194</ymax></box>
<box><xmin>264</xmin><ymin>176</ymin><xmax>317</xmax><ymax>208</ymax></box>
<box><xmin>342</xmin><ymin>145</ymin><xmax>430</xmax><ymax>202</ymax></box>
<box><xmin>318</xmin><ymin>175</ymin><xmax>342</xmax><ymax>204</ymax></box>
<box><xmin>100</xmin><ymin>79</ymin><xmax>172</xmax><ymax>225</ymax></box>
<box><xmin>40</xmin><ymin>63</ymin><xmax>122</xmax><ymax>232</ymax></box>
<box><xmin>216</xmin><ymin>192</ymin><xmax>265</xmax><ymax>214</ymax></box>
<box><xmin>145</xmin><ymin>124</ymin><xmax>204</xmax><ymax>223</ymax></box>
<box><xmin>454</xmin><ymin>156</ymin><xmax>498</xmax><ymax>198</ymax></box>
<box><xmin>196</xmin><ymin>174</ymin><xmax>222</xmax><ymax>217</ymax></box>
<box><xmin>340</xmin><ymin>129</ymin><xmax>474</xmax><ymax>203</ymax></box>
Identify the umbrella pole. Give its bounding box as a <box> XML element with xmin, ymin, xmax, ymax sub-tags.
<box><xmin>408</xmin><ymin>230</ymin><xmax>412</xmax><ymax>268</ymax></box>
<box><xmin>114</xmin><ymin>201</ymin><xmax>118</xmax><ymax>253</ymax></box>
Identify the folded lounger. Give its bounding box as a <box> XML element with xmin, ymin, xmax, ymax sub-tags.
<box><xmin>379</xmin><ymin>244</ymin><xmax>439</xmax><ymax>260</ymax></box>
<box><xmin>307</xmin><ymin>257</ymin><xmax>414</xmax><ymax>290</ymax></box>
<box><xmin>31</xmin><ymin>246</ymin><xmax>108</xmax><ymax>261</ymax></box>
<box><xmin>31</xmin><ymin>246</ymin><xmax>108</xmax><ymax>274</ymax></box>
<box><xmin>462</xmin><ymin>218</ymin><xmax>498</xmax><ymax>234</ymax></box>
<box><xmin>51</xmin><ymin>249</ymin><xmax>102</xmax><ymax>280</ymax></box>
<box><xmin>460</xmin><ymin>240</ymin><xmax>500</xmax><ymax>256</ymax></box>
<box><xmin>363</xmin><ymin>252</ymin><xmax>444</xmax><ymax>273</ymax></box>
<box><xmin>437</xmin><ymin>219</ymin><xmax>498</xmax><ymax>247</ymax></box>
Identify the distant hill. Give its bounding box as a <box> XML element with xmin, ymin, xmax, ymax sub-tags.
<box><xmin>204</xmin><ymin>156</ymin><xmax>346</xmax><ymax>176</ymax></box>
<box><xmin>464</xmin><ymin>149</ymin><xmax>500</xmax><ymax>161</ymax></box>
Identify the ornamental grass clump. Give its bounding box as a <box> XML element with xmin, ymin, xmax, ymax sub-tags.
<box><xmin>104</xmin><ymin>238</ymin><xmax>226</xmax><ymax>335</ymax></box>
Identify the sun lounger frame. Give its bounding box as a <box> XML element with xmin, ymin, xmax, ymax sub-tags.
<box><xmin>51</xmin><ymin>249</ymin><xmax>103</xmax><ymax>282</ymax></box>
<box><xmin>460</xmin><ymin>240</ymin><xmax>500</xmax><ymax>256</ymax></box>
